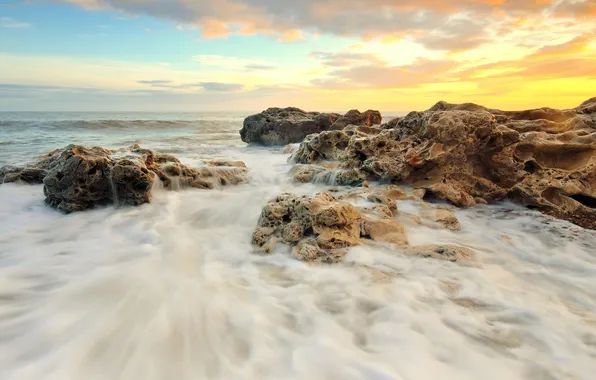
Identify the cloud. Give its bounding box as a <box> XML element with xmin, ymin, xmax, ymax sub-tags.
<box><xmin>58</xmin><ymin>0</ymin><xmax>595</xmax><ymax>51</ymax></box>
<box><xmin>138</xmin><ymin>79</ymin><xmax>244</xmax><ymax>91</ymax></box>
<box><xmin>192</xmin><ymin>82</ymin><xmax>244</xmax><ymax>92</ymax></box>
<box><xmin>137</xmin><ymin>80</ymin><xmax>174</xmax><ymax>86</ymax></box>
<box><xmin>194</xmin><ymin>54</ymin><xmax>275</xmax><ymax>72</ymax></box>
<box><xmin>0</xmin><ymin>16</ymin><xmax>31</xmax><ymax>28</ymax></box>
<box><xmin>244</xmin><ymin>64</ymin><xmax>276</xmax><ymax>70</ymax></box>
<box><xmin>313</xmin><ymin>58</ymin><xmax>459</xmax><ymax>90</ymax></box>
<box><xmin>312</xmin><ymin>52</ymin><xmax>384</xmax><ymax>68</ymax></box>
<box><xmin>416</xmin><ymin>18</ymin><xmax>490</xmax><ymax>51</ymax></box>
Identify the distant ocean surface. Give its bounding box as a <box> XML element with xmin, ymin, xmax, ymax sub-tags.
<box><xmin>0</xmin><ymin>112</ymin><xmax>253</xmax><ymax>166</ymax></box>
<box><xmin>1</xmin><ymin>111</ymin><xmax>596</xmax><ymax>380</ymax></box>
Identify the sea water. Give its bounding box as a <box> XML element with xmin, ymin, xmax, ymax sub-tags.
<box><xmin>0</xmin><ymin>112</ymin><xmax>595</xmax><ymax>380</ymax></box>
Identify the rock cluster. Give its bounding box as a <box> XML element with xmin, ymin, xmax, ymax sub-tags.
<box><xmin>290</xmin><ymin>98</ymin><xmax>596</xmax><ymax>229</ymax></box>
<box><xmin>252</xmin><ymin>186</ymin><xmax>471</xmax><ymax>264</ymax></box>
<box><xmin>1</xmin><ymin>144</ymin><xmax>248</xmax><ymax>213</ymax></box>
<box><xmin>240</xmin><ymin>107</ymin><xmax>382</xmax><ymax>145</ymax></box>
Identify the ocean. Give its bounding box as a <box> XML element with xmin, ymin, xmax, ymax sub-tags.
<box><xmin>1</xmin><ymin>112</ymin><xmax>596</xmax><ymax>380</ymax></box>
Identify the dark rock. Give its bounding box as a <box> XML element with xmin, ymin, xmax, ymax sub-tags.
<box><xmin>43</xmin><ymin>145</ymin><xmax>117</xmax><ymax>213</ymax></box>
<box><xmin>240</xmin><ymin>107</ymin><xmax>340</xmax><ymax>145</ymax></box>
<box><xmin>35</xmin><ymin>144</ymin><xmax>249</xmax><ymax>213</ymax></box>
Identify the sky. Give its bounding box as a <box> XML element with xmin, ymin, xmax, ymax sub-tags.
<box><xmin>0</xmin><ymin>0</ymin><xmax>595</xmax><ymax>112</ymax></box>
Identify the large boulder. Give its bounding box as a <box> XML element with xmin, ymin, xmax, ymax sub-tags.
<box><xmin>42</xmin><ymin>145</ymin><xmax>153</xmax><ymax>213</ymax></box>
<box><xmin>240</xmin><ymin>107</ymin><xmax>340</xmax><ymax>145</ymax></box>
<box><xmin>291</xmin><ymin>98</ymin><xmax>596</xmax><ymax>229</ymax></box>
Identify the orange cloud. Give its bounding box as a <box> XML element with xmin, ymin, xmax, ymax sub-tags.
<box><xmin>200</xmin><ymin>19</ymin><xmax>231</xmax><ymax>39</ymax></box>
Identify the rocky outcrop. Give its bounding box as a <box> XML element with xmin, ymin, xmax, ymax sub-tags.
<box><xmin>240</xmin><ymin>108</ymin><xmax>383</xmax><ymax>146</ymax></box>
<box><xmin>329</xmin><ymin>109</ymin><xmax>382</xmax><ymax>130</ymax></box>
<box><xmin>290</xmin><ymin>98</ymin><xmax>596</xmax><ymax>229</ymax></box>
<box><xmin>252</xmin><ymin>188</ymin><xmax>469</xmax><ymax>264</ymax></box>
<box><xmin>1</xmin><ymin>144</ymin><xmax>248</xmax><ymax>213</ymax></box>
<box><xmin>240</xmin><ymin>107</ymin><xmax>340</xmax><ymax>145</ymax></box>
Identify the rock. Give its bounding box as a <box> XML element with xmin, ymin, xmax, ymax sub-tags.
<box><xmin>361</xmin><ymin>218</ymin><xmax>408</xmax><ymax>246</ymax></box>
<box><xmin>0</xmin><ymin>165</ymin><xmax>23</xmax><ymax>184</ymax></box>
<box><xmin>205</xmin><ymin>160</ymin><xmax>246</xmax><ymax>168</ymax></box>
<box><xmin>290</xmin><ymin>164</ymin><xmax>326</xmax><ymax>183</ymax></box>
<box><xmin>292</xmin><ymin>125</ymin><xmax>381</xmax><ymax>164</ymax></box>
<box><xmin>329</xmin><ymin>109</ymin><xmax>382</xmax><ymax>130</ymax></box>
<box><xmin>43</xmin><ymin>145</ymin><xmax>116</xmax><ymax>213</ymax></box>
<box><xmin>252</xmin><ymin>192</ymin><xmax>362</xmax><ymax>261</ymax></box>
<box><xmin>240</xmin><ymin>107</ymin><xmax>340</xmax><ymax>145</ymax></box>
<box><xmin>290</xmin><ymin>97</ymin><xmax>596</xmax><ymax>229</ymax></box>
<box><xmin>110</xmin><ymin>157</ymin><xmax>154</xmax><ymax>206</ymax></box>
<box><xmin>403</xmin><ymin>245</ymin><xmax>473</xmax><ymax>262</ymax></box>
<box><xmin>0</xmin><ymin>165</ymin><xmax>49</xmax><ymax>185</ymax></box>
<box><xmin>0</xmin><ymin>144</ymin><xmax>250</xmax><ymax>213</ymax></box>
<box><xmin>160</xmin><ymin>162</ymin><xmax>248</xmax><ymax>190</ymax></box>
<box><xmin>19</xmin><ymin>168</ymin><xmax>48</xmax><ymax>183</ymax></box>
<box><xmin>280</xmin><ymin>144</ymin><xmax>298</xmax><ymax>154</ymax></box>
<box><xmin>418</xmin><ymin>206</ymin><xmax>462</xmax><ymax>231</ymax></box>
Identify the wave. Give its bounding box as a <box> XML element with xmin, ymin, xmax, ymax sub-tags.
<box><xmin>0</xmin><ymin>119</ymin><xmax>244</xmax><ymax>131</ymax></box>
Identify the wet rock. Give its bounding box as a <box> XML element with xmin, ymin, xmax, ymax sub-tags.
<box><xmin>292</xmin><ymin>126</ymin><xmax>381</xmax><ymax>164</ymax></box>
<box><xmin>361</xmin><ymin>218</ymin><xmax>408</xmax><ymax>246</ymax></box>
<box><xmin>240</xmin><ymin>107</ymin><xmax>340</xmax><ymax>145</ymax></box>
<box><xmin>290</xmin><ymin>97</ymin><xmax>596</xmax><ymax>229</ymax></box>
<box><xmin>252</xmin><ymin>192</ymin><xmax>362</xmax><ymax>260</ymax></box>
<box><xmin>43</xmin><ymin>145</ymin><xmax>116</xmax><ymax>213</ymax></box>
<box><xmin>290</xmin><ymin>164</ymin><xmax>326</xmax><ymax>183</ymax></box>
<box><xmin>403</xmin><ymin>245</ymin><xmax>473</xmax><ymax>262</ymax></box>
<box><xmin>110</xmin><ymin>157</ymin><xmax>154</xmax><ymax>206</ymax></box>
<box><xmin>205</xmin><ymin>160</ymin><xmax>246</xmax><ymax>168</ymax></box>
<box><xmin>0</xmin><ymin>165</ymin><xmax>23</xmax><ymax>184</ymax></box>
<box><xmin>290</xmin><ymin>164</ymin><xmax>365</xmax><ymax>186</ymax></box>
<box><xmin>329</xmin><ymin>109</ymin><xmax>382</xmax><ymax>130</ymax></box>
<box><xmin>0</xmin><ymin>144</ymin><xmax>249</xmax><ymax>213</ymax></box>
<box><xmin>418</xmin><ymin>206</ymin><xmax>462</xmax><ymax>231</ymax></box>
<box><xmin>0</xmin><ymin>165</ymin><xmax>50</xmax><ymax>185</ymax></box>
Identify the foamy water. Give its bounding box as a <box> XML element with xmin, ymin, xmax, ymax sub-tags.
<box><xmin>1</xmin><ymin>113</ymin><xmax>595</xmax><ymax>380</ymax></box>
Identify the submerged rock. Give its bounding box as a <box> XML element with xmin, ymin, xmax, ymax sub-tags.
<box><xmin>240</xmin><ymin>107</ymin><xmax>340</xmax><ymax>145</ymax></box>
<box><xmin>290</xmin><ymin>97</ymin><xmax>596</xmax><ymax>229</ymax></box>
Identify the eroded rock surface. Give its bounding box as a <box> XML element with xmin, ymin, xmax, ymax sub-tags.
<box><xmin>290</xmin><ymin>98</ymin><xmax>596</xmax><ymax>229</ymax></box>
<box><xmin>240</xmin><ymin>107</ymin><xmax>340</xmax><ymax>145</ymax></box>
<box><xmin>252</xmin><ymin>189</ymin><xmax>469</xmax><ymax>264</ymax></box>
<box><xmin>1</xmin><ymin>144</ymin><xmax>248</xmax><ymax>213</ymax></box>
<box><xmin>329</xmin><ymin>109</ymin><xmax>382</xmax><ymax>130</ymax></box>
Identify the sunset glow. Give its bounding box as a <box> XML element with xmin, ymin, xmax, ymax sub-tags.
<box><xmin>1</xmin><ymin>0</ymin><xmax>595</xmax><ymax>111</ymax></box>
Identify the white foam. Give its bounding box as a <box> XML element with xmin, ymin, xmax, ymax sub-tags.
<box><xmin>1</xmin><ymin>147</ymin><xmax>596</xmax><ymax>380</ymax></box>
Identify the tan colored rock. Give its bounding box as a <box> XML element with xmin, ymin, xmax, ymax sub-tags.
<box><xmin>205</xmin><ymin>160</ymin><xmax>247</xmax><ymax>168</ymax></box>
<box><xmin>290</xmin><ymin>97</ymin><xmax>596</xmax><ymax>229</ymax></box>
<box><xmin>419</xmin><ymin>206</ymin><xmax>462</xmax><ymax>231</ymax></box>
<box><xmin>290</xmin><ymin>164</ymin><xmax>325</xmax><ymax>183</ymax></box>
<box><xmin>362</xmin><ymin>219</ymin><xmax>408</xmax><ymax>246</ymax></box>
<box><xmin>403</xmin><ymin>245</ymin><xmax>473</xmax><ymax>262</ymax></box>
